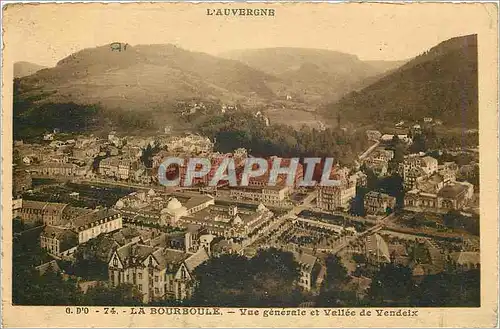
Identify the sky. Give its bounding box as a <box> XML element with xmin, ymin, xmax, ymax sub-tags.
<box><xmin>3</xmin><ymin>2</ymin><xmax>494</xmax><ymax>67</ymax></box>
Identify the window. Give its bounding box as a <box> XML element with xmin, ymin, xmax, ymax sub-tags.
<box><xmin>154</xmin><ymin>276</ymin><xmax>159</xmax><ymax>282</ymax></box>
<box><xmin>113</xmin><ymin>257</ymin><xmax>118</xmax><ymax>267</ymax></box>
<box><xmin>155</xmin><ymin>288</ymin><xmax>159</xmax><ymax>294</ymax></box>
<box><xmin>138</xmin><ymin>284</ymin><xmax>143</xmax><ymax>291</ymax></box>
<box><xmin>138</xmin><ymin>273</ymin><xmax>143</xmax><ymax>280</ymax></box>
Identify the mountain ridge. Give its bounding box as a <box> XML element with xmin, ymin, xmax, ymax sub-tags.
<box><xmin>220</xmin><ymin>47</ymin><xmax>405</xmax><ymax>103</ymax></box>
<box><xmin>18</xmin><ymin>43</ymin><xmax>279</xmax><ymax>112</ymax></box>
<box><xmin>14</xmin><ymin>61</ymin><xmax>47</xmax><ymax>78</ymax></box>
<box><xmin>324</xmin><ymin>34</ymin><xmax>478</xmax><ymax>128</ymax></box>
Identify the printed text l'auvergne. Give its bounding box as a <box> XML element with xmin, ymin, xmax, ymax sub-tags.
<box><xmin>206</xmin><ymin>8</ymin><xmax>275</xmax><ymax>16</ymax></box>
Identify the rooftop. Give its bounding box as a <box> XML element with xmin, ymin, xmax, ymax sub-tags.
<box><xmin>365</xmin><ymin>233</ymin><xmax>390</xmax><ymax>262</ymax></box>
<box><xmin>437</xmin><ymin>183</ymin><xmax>468</xmax><ymax>199</ymax></box>
<box><xmin>450</xmin><ymin>251</ymin><xmax>480</xmax><ymax>266</ymax></box>
<box><xmin>71</xmin><ymin>208</ymin><xmax>120</xmax><ymax>229</ymax></box>
<box><xmin>35</xmin><ymin>260</ymin><xmax>61</xmax><ymax>275</ymax></box>
<box><xmin>184</xmin><ymin>248</ymin><xmax>209</xmax><ymax>272</ymax></box>
<box><xmin>293</xmin><ymin>251</ymin><xmax>317</xmax><ymax>269</ymax></box>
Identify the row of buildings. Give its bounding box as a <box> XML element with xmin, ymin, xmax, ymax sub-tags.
<box><xmin>14</xmin><ymin>199</ymin><xmax>123</xmax><ymax>257</ymax></box>
<box><xmin>359</xmin><ymin>233</ymin><xmax>479</xmax><ymax>275</ymax></box>
<box><xmin>399</xmin><ymin>155</ymin><xmax>474</xmax><ymax>212</ymax></box>
<box><xmin>114</xmin><ymin>189</ymin><xmax>276</xmax><ymax>242</ymax></box>
<box><xmin>14</xmin><ymin>132</ymin><xmax>217</xmax><ymax>183</ymax></box>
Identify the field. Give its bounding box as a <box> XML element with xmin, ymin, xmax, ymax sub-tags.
<box><xmin>22</xmin><ymin>183</ymin><xmax>134</xmax><ymax>208</ymax></box>
<box><xmin>264</xmin><ymin>108</ymin><xmax>332</xmax><ymax>130</ymax></box>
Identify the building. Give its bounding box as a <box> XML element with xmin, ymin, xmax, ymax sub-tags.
<box><xmin>399</xmin><ymin>155</ymin><xmax>438</xmax><ymax>190</ymax></box>
<box><xmin>35</xmin><ymin>260</ymin><xmax>61</xmax><ymax>275</ymax></box>
<box><xmin>404</xmin><ymin>181</ymin><xmax>474</xmax><ymax>212</ymax></box>
<box><xmin>121</xmin><ymin>145</ymin><xmax>143</xmax><ymax>160</ymax></box>
<box><xmin>71</xmin><ymin>209</ymin><xmax>123</xmax><ymax>244</ymax></box>
<box><xmin>438</xmin><ymin>162</ymin><xmax>458</xmax><ymax>183</ymax></box>
<box><xmin>449</xmin><ymin>252</ymin><xmax>480</xmax><ymax>271</ymax></box>
<box><xmin>37</xmin><ymin>207</ymin><xmax>123</xmax><ymax>257</ymax></box>
<box><xmin>365</xmin><ymin>130</ymin><xmax>382</xmax><ymax>141</ymax></box>
<box><xmin>293</xmin><ymin>252</ymin><xmax>321</xmax><ymax>291</ymax></box>
<box><xmin>99</xmin><ymin>157</ymin><xmax>138</xmax><ymax>180</ymax></box>
<box><xmin>165</xmin><ymin>134</ymin><xmax>213</xmax><ymax>154</ymax></box>
<box><xmin>364</xmin><ymin>233</ymin><xmax>391</xmax><ymax>265</ymax></box>
<box><xmin>317</xmin><ymin>168</ymin><xmax>357</xmax><ymax>211</ymax></box>
<box><xmin>380</xmin><ymin>134</ymin><xmax>413</xmax><ymax>145</ymax></box>
<box><xmin>365</xmin><ymin>149</ymin><xmax>394</xmax><ymax>166</ymax></box>
<box><xmin>17</xmin><ymin>200</ymin><xmax>68</xmax><ymax>225</ymax></box>
<box><xmin>36</xmin><ymin>163</ymin><xmax>76</xmax><ymax>176</ymax></box>
<box><xmin>216</xmin><ymin>185</ymin><xmax>290</xmax><ymax>207</ymax></box>
<box><xmin>415</xmin><ymin>173</ymin><xmax>445</xmax><ymax>194</ymax></box>
<box><xmin>180</xmin><ymin>203</ymin><xmax>274</xmax><ymax>240</ymax></box>
<box><xmin>351</xmin><ymin>171</ymin><xmax>367</xmax><ymax>187</ymax></box>
<box><xmin>40</xmin><ymin>226</ymin><xmax>78</xmax><ymax>257</ymax></box>
<box><xmin>364</xmin><ymin>191</ymin><xmax>396</xmax><ymax>215</ymax></box>
<box><xmin>437</xmin><ymin>182</ymin><xmax>473</xmax><ymax>210</ymax></box>
<box><xmin>247</xmin><ymin>157</ymin><xmax>304</xmax><ymax>190</ymax></box>
<box><xmin>370</xmin><ymin>162</ymin><xmax>388</xmax><ymax>177</ymax></box>
<box><xmin>160</xmin><ymin>195</ymin><xmax>215</xmax><ymax>225</ymax></box>
<box><xmin>108</xmin><ymin>242</ymin><xmax>209</xmax><ymax>303</ymax></box>
<box><xmin>115</xmin><ymin>191</ymin><xmax>215</xmax><ymax>226</ymax></box>
<box><xmin>12</xmin><ymin>198</ymin><xmax>23</xmax><ymax>218</ymax></box>
<box><xmin>152</xmin><ymin>150</ymin><xmax>172</xmax><ymax>169</ymax></box>
<box><xmin>211</xmin><ymin>239</ymin><xmax>244</xmax><ymax>256</ymax></box>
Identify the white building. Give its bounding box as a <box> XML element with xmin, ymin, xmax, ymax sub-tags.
<box><xmin>108</xmin><ymin>243</ymin><xmax>209</xmax><ymax>303</ymax></box>
<box><xmin>69</xmin><ymin>209</ymin><xmax>123</xmax><ymax>244</ymax></box>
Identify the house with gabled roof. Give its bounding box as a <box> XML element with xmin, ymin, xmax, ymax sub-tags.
<box><xmin>40</xmin><ymin>225</ymin><xmax>78</xmax><ymax>257</ymax></box>
<box><xmin>293</xmin><ymin>252</ymin><xmax>322</xmax><ymax>291</ymax></box>
<box><xmin>108</xmin><ymin>241</ymin><xmax>209</xmax><ymax>304</ymax></box>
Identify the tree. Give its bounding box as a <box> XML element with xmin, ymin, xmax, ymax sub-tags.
<box><xmin>390</xmin><ymin>135</ymin><xmax>401</xmax><ymax>148</ymax></box>
<box><xmin>316</xmin><ymin>254</ymin><xmax>356</xmax><ymax>306</ymax></box>
<box><xmin>410</xmin><ymin>268</ymin><xmax>480</xmax><ymax>307</ymax></box>
<box><xmin>366</xmin><ymin>263</ymin><xmax>413</xmax><ymax>306</ymax></box>
<box><xmin>192</xmin><ymin>254</ymin><xmax>253</xmax><ymax>306</ymax></box>
<box><xmin>192</xmin><ymin>249</ymin><xmax>303</xmax><ymax>307</ymax></box>
<box><xmin>352</xmin><ymin>253</ymin><xmax>367</xmax><ymax>264</ymax></box>
<box><xmin>409</xmin><ymin>133</ymin><xmax>426</xmax><ymax>153</ymax></box>
<box><xmin>249</xmin><ymin>248</ymin><xmax>302</xmax><ymax>306</ymax></box>
<box><xmin>82</xmin><ymin>283</ymin><xmax>143</xmax><ymax>306</ymax></box>
<box><xmin>140</xmin><ymin>142</ymin><xmax>160</xmax><ymax>168</ymax></box>
<box><xmin>350</xmin><ymin>186</ymin><xmax>367</xmax><ymax>216</ymax></box>
<box><xmin>12</xmin><ymin>228</ymin><xmax>84</xmax><ymax>306</ymax></box>
<box><xmin>322</xmin><ymin>254</ymin><xmax>350</xmax><ymax>289</ymax></box>
<box><xmin>377</xmin><ymin>174</ymin><xmax>404</xmax><ymax>208</ymax></box>
<box><xmin>390</xmin><ymin>143</ymin><xmax>406</xmax><ymax>170</ymax></box>
<box><xmin>70</xmin><ymin>235</ymin><xmax>114</xmax><ymax>280</ymax></box>
<box><xmin>13</xmin><ymin>268</ymin><xmax>83</xmax><ymax>305</ymax></box>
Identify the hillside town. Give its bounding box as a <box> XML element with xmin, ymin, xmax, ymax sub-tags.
<box><xmin>12</xmin><ymin>114</ymin><xmax>480</xmax><ymax>306</ymax></box>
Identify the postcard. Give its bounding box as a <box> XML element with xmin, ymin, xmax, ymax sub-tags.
<box><xmin>1</xmin><ymin>2</ymin><xmax>498</xmax><ymax>327</ymax></box>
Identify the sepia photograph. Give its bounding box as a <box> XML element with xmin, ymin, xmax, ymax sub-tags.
<box><xmin>1</xmin><ymin>2</ymin><xmax>498</xmax><ymax>328</ymax></box>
